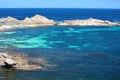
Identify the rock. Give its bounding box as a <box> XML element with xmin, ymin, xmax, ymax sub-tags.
<box><xmin>0</xmin><ymin>53</ymin><xmax>16</xmax><ymax>68</ymax></box>
<box><xmin>4</xmin><ymin>58</ymin><xmax>16</xmax><ymax>65</ymax></box>
<box><xmin>0</xmin><ymin>52</ymin><xmax>9</xmax><ymax>58</ymax></box>
<box><xmin>1</xmin><ymin>15</ymin><xmax>119</xmax><ymax>31</ymax></box>
<box><xmin>0</xmin><ymin>14</ymin><xmax>56</xmax><ymax>31</ymax></box>
<box><xmin>0</xmin><ymin>53</ymin><xmax>10</xmax><ymax>66</ymax></box>
<box><xmin>0</xmin><ymin>16</ymin><xmax>19</xmax><ymax>23</ymax></box>
<box><xmin>0</xmin><ymin>52</ymin><xmax>48</xmax><ymax>70</ymax></box>
<box><xmin>3</xmin><ymin>58</ymin><xmax>16</xmax><ymax>68</ymax></box>
<box><xmin>57</xmin><ymin>18</ymin><xmax>120</xmax><ymax>26</ymax></box>
<box><xmin>21</xmin><ymin>15</ymin><xmax>55</xmax><ymax>26</ymax></box>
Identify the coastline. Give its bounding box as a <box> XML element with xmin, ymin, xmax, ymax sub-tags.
<box><xmin>0</xmin><ymin>14</ymin><xmax>120</xmax><ymax>31</ymax></box>
<box><xmin>0</xmin><ymin>50</ymin><xmax>51</xmax><ymax>70</ymax></box>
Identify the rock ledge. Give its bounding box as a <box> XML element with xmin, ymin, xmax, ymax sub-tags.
<box><xmin>0</xmin><ymin>52</ymin><xmax>45</xmax><ymax>70</ymax></box>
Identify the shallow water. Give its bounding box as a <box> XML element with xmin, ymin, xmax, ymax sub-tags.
<box><xmin>0</xmin><ymin>8</ymin><xmax>120</xmax><ymax>80</ymax></box>
<box><xmin>0</xmin><ymin>26</ymin><xmax>120</xmax><ymax>80</ymax></box>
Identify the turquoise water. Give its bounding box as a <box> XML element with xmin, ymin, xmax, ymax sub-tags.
<box><xmin>0</xmin><ymin>26</ymin><xmax>120</xmax><ymax>51</ymax></box>
<box><xmin>0</xmin><ymin>26</ymin><xmax>120</xmax><ymax>80</ymax></box>
<box><xmin>0</xmin><ymin>8</ymin><xmax>120</xmax><ymax>80</ymax></box>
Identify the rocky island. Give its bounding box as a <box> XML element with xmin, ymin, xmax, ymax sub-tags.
<box><xmin>57</xmin><ymin>18</ymin><xmax>120</xmax><ymax>26</ymax></box>
<box><xmin>0</xmin><ymin>15</ymin><xmax>120</xmax><ymax>31</ymax></box>
<box><xmin>0</xmin><ymin>15</ymin><xmax>55</xmax><ymax>31</ymax></box>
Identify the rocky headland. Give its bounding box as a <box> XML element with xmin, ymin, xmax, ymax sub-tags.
<box><xmin>57</xmin><ymin>18</ymin><xmax>120</xmax><ymax>26</ymax></box>
<box><xmin>0</xmin><ymin>15</ymin><xmax>120</xmax><ymax>31</ymax></box>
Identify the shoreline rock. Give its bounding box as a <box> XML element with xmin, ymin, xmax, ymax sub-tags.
<box><xmin>0</xmin><ymin>52</ymin><xmax>48</xmax><ymax>70</ymax></box>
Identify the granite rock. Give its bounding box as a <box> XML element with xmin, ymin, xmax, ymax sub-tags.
<box><xmin>0</xmin><ymin>52</ymin><xmax>43</xmax><ymax>70</ymax></box>
<box><xmin>57</xmin><ymin>18</ymin><xmax>120</xmax><ymax>26</ymax></box>
<box><xmin>0</xmin><ymin>14</ymin><xmax>56</xmax><ymax>31</ymax></box>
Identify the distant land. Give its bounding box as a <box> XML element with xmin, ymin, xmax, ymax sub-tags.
<box><xmin>0</xmin><ymin>14</ymin><xmax>120</xmax><ymax>31</ymax></box>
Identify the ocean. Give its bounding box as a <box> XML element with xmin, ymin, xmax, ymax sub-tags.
<box><xmin>0</xmin><ymin>8</ymin><xmax>120</xmax><ymax>80</ymax></box>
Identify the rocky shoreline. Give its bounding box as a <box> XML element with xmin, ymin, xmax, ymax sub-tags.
<box><xmin>0</xmin><ymin>14</ymin><xmax>120</xmax><ymax>31</ymax></box>
<box><xmin>0</xmin><ymin>51</ymin><xmax>49</xmax><ymax>70</ymax></box>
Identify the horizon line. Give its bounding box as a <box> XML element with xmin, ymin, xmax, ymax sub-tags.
<box><xmin>0</xmin><ymin>8</ymin><xmax>120</xmax><ymax>9</ymax></box>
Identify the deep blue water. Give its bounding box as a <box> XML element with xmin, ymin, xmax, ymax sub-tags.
<box><xmin>0</xmin><ymin>8</ymin><xmax>120</xmax><ymax>80</ymax></box>
<box><xmin>0</xmin><ymin>8</ymin><xmax>120</xmax><ymax>21</ymax></box>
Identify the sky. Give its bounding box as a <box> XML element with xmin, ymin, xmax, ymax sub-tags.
<box><xmin>0</xmin><ymin>0</ymin><xmax>120</xmax><ymax>9</ymax></box>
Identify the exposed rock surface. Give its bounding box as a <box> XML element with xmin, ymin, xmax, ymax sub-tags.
<box><xmin>0</xmin><ymin>52</ymin><xmax>48</xmax><ymax>70</ymax></box>
<box><xmin>57</xmin><ymin>18</ymin><xmax>120</xmax><ymax>26</ymax></box>
<box><xmin>0</xmin><ymin>15</ymin><xmax>120</xmax><ymax>31</ymax></box>
<box><xmin>0</xmin><ymin>14</ymin><xmax>55</xmax><ymax>31</ymax></box>
<box><xmin>4</xmin><ymin>58</ymin><xmax>17</xmax><ymax>68</ymax></box>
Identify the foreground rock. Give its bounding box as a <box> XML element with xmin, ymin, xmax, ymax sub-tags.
<box><xmin>4</xmin><ymin>58</ymin><xmax>17</xmax><ymax>68</ymax></box>
<box><xmin>57</xmin><ymin>18</ymin><xmax>120</xmax><ymax>26</ymax></box>
<box><xmin>0</xmin><ymin>15</ymin><xmax>55</xmax><ymax>31</ymax></box>
<box><xmin>0</xmin><ymin>52</ymin><xmax>48</xmax><ymax>70</ymax></box>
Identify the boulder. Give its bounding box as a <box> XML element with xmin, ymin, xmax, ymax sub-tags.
<box><xmin>3</xmin><ymin>58</ymin><xmax>16</xmax><ymax>68</ymax></box>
